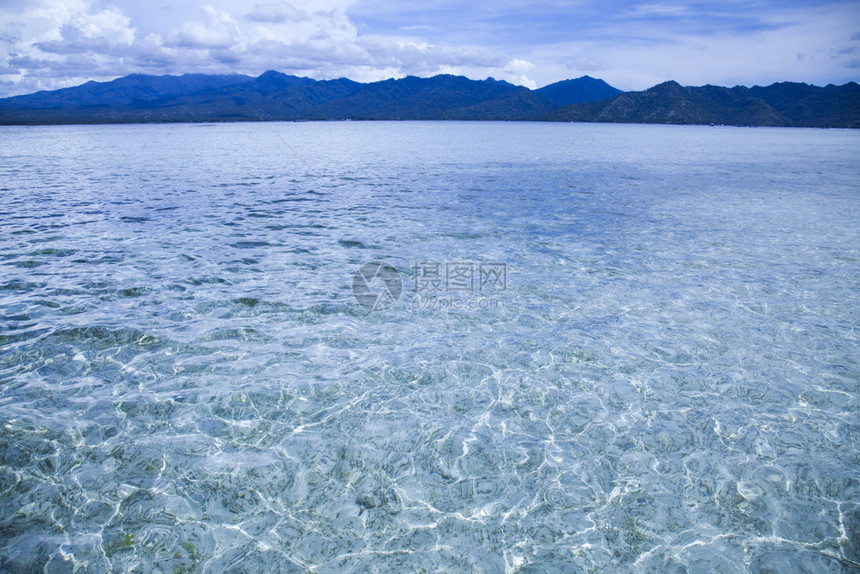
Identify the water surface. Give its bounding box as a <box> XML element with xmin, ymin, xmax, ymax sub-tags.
<box><xmin>0</xmin><ymin>122</ymin><xmax>858</xmax><ymax>572</ymax></box>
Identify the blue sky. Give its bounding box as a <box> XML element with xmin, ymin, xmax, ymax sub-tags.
<box><xmin>0</xmin><ymin>0</ymin><xmax>857</xmax><ymax>97</ymax></box>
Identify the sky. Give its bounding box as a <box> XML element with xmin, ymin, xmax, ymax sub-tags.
<box><xmin>0</xmin><ymin>0</ymin><xmax>858</xmax><ymax>97</ymax></box>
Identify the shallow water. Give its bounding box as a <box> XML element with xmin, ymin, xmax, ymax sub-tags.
<box><xmin>0</xmin><ymin>121</ymin><xmax>858</xmax><ymax>572</ymax></box>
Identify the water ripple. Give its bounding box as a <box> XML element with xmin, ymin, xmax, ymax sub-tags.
<box><xmin>0</xmin><ymin>122</ymin><xmax>858</xmax><ymax>572</ymax></box>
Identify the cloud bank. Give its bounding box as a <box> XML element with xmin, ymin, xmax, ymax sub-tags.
<box><xmin>0</xmin><ymin>0</ymin><xmax>857</xmax><ymax>97</ymax></box>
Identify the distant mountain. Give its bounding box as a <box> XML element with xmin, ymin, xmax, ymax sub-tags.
<box><xmin>536</xmin><ymin>76</ymin><xmax>623</xmax><ymax>106</ymax></box>
<box><xmin>160</xmin><ymin>76</ymin><xmax>363</xmax><ymax>122</ymax></box>
<box><xmin>308</xmin><ymin>75</ymin><xmax>554</xmax><ymax>120</ymax></box>
<box><xmin>1</xmin><ymin>73</ymin><xmax>253</xmax><ymax>108</ymax></box>
<box><xmin>544</xmin><ymin>80</ymin><xmax>860</xmax><ymax>127</ymax></box>
<box><xmin>0</xmin><ymin>72</ymin><xmax>361</xmax><ymax>124</ymax></box>
<box><xmin>0</xmin><ymin>71</ymin><xmax>619</xmax><ymax>124</ymax></box>
<box><xmin>746</xmin><ymin>82</ymin><xmax>860</xmax><ymax>127</ymax></box>
<box><xmin>0</xmin><ymin>72</ymin><xmax>856</xmax><ymax>127</ymax></box>
<box><xmin>250</xmin><ymin>70</ymin><xmax>316</xmax><ymax>93</ymax></box>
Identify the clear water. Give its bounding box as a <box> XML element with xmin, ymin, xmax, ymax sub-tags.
<box><xmin>0</xmin><ymin>121</ymin><xmax>858</xmax><ymax>572</ymax></box>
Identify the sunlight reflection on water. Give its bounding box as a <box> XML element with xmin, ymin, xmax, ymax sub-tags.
<box><xmin>0</xmin><ymin>122</ymin><xmax>858</xmax><ymax>572</ymax></box>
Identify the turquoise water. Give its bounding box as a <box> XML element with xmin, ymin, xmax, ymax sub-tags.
<box><xmin>0</xmin><ymin>122</ymin><xmax>858</xmax><ymax>572</ymax></box>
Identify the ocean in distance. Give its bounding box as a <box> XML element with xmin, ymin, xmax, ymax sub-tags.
<box><xmin>0</xmin><ymin>121</ymin><xmax>858</xmax><ymax>572</ymax></box>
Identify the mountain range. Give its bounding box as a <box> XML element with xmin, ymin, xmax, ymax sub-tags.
<box><xmin>0</xmin><ymin>71</ymin><xmax>857</xmax><ymax>127</ymax></box>
<box><xmin>545</xmin><ymin>80</ymin><xmax>860</xmax><ymax>128</ymax></box>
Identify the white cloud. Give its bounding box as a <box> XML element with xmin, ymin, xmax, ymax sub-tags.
<box><xmin>627</xmin><ymin>3</ymin><xmax>693</xmax><ymax>18</ymax></box>
<box><xmin>36</xmin><ymin>8</ymin><xmax>136</xmax><ymax>53</ymax></box>
<box><xmin>503</xmin><ymin>58</ymin><xmax>536</xmax><ymax>89</ymax></box>
<box><xmin>522</xmin><ymin>1</ymin><xmax>860</xmax><ymax>89</ymax></box>
<box><xmin>0</xmin><ymin>0</ymin><xmax>553</xmax><ymax>95</ymax></box>
<box><xmin>246</xmin><ymin>2</ymin><xmax>308</xmax><ymax>23</ymax></box>
<box><xmin>165</xmin><ymin>5</ymin><xmax>240</xmax><ymax>49</ymax></box>
<box><xmin>0</xmin><ymin>0</ymin><xmax>857</xmax><ymax>97</ymax></box>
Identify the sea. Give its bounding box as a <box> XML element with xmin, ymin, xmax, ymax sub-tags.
<box><xmin>0</xmin><ymin>121</ymin><xmax>858</xmax><ymax>572</ymax></box>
